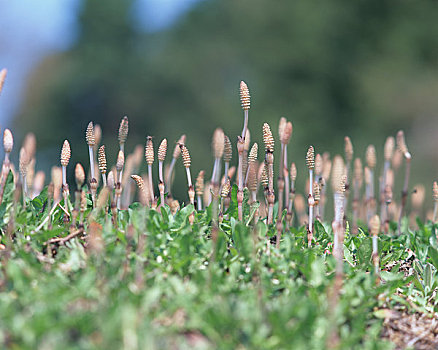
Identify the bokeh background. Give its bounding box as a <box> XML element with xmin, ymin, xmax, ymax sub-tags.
<box><xmin>1</xmin><ymin>0</ymin><xmax>438</xmax><ymax>200</ymax></box>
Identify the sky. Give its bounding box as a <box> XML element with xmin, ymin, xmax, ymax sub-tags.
<box><xmin>0</xmin><ymin>0</ymin><xmax>201</xmax><ymax>126</ymax></box>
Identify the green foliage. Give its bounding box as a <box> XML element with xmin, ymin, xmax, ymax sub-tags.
<box><xmin>0</xmin><ymin>183</ymin><xmax>437</xmax><ymax>349</ymax></box>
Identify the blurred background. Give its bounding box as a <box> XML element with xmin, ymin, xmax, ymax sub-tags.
<box><xmin>1</xmin><ymin>0</ymin><xmax>438</xmax><ymax>201</ymax></box>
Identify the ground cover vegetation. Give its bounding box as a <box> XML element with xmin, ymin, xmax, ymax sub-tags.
<box><xmin>0</xmin><ymin>72</ymin><xmax>438</xmax><ymax>349</ymax></box>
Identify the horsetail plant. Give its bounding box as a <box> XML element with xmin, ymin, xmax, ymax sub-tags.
<box><xmin>220</xmin><ymin>178</ymin><xmax>231</xmax><ymax>221</ymax></box>
<box><xmin>237</xmin><ymin>81</ymin><xmax>250</xmax><ymax>221</ymax></box>
<box><xmin>223</xmin><ymin>135</ymin><xmax>232</xmax><ymax>184</ymax></box>
<box><xmin>278</xmin><ymin>118</ymin><xmax>292</xmax><ymax>220</ymax></box>
<box><xmin>98</xmin><ymin>145</ymin><xmax>107</xmax><ymax>187</ymax></box>
<box><xmin>211</xmin><ymin>128</ymin><xmax>224</xmax><ymax>196</ymax></box>
<box><xmin>331</xmin><ymin>155</ymin><xmax>345</xmax><ymax>253</ymax></box>
<box><xmin>306</xmin><ymin>146</ymin><xmax>315</xmax><ymax>247</ymax></box>
<box><xmin>247</xmin><ymin>145</ymin><xmax>259</xmax><ymax>224</ymax></box>
<box><xmin>180</xmin><ymin>144</ymin><xmax>195</xmax><ymax>224</ymax></box>
<box><xmin>278</xmin><ymin>118</ymin><xmax>286</xmax><ymax>202</ymax></box>
<box><xmin>90</xmin><ymin>178</ymin><xmax>98</xmax><ymax>210</ymax></box>
<box><xmin>370</xmin><ymin>214</ymin><xmax>381</xmax><ymax>281</ymax></box>
<box><xmin>3</xmin><ymin>129</ymin><xmax>13</xmax><ymax>166</ymax></box>
<box><xmin>107</xmin><ymin>170</ymin><xmax>115</xmax><ymax>192</ymax></box>
<box><xmin>242</xmin><ymin>129</ymin><xmax>250</xmax><ymax>185</ymax></box>
<box><xmin>165</xmin><ymin>134</ymin><xmax>186</xmax><ymax>197</ymax></box>
<box><xmin>180</xmin><ymin>145</ymin><xmax>193</xmax><ymax>198</ymax></box>
<box><xmin>60</xmin><ymin>140</ymin><xmax>71</xmax><ymax>222</ymax></box>
<box><xmin>145</xmin><ymin>137</ymin><xmax>155</xmax><ymax>205</ymax></box>
<box><xmin>158</xmin><ymin>138</ymin><xmax>167</xmax><ymax>207</ymax></box>
<box><xmin>263</xmin><ymin>123</ymin><xmax>275</xmax><ymax>225</ymax></box>
<box><xmin>195</xmin><ymin>170</ymin><xmax>205</xmax><ymax>211</ymax></box>
<box><xmin>282</xmin><ymin>121</ymin><xmax>293</xmax><ymax>208</ymax></box>
<box><xmin>131</xmin><ymin>175</ymin><xmax>148</xmax><ymax>206</ymax></box>
<box><xmin>380</xmin><ymin>137</ymin><xmax>394</xmax><ymax>222</ymax></box>
<box><xmin>115</xmin><ymin>150</ymin><xmax>125</xmax><ymax>209</ymax></box>
<box><xmin>85</xmin><ymin>122</ymin><xmax>96</xmax><ymax>181</ymax></box>
<box><xmin>365</xmin><ymin>145</ymin><xmax>376</xmax><ymax>222</ymax></box>
<box><xmin>239</xmin><ymin>81</ymin><xmax>250</xmax><ymax>143</ymax></box>
<box><xmin>118</xmin><ymin>116</ymin><xmax>129</xmax><ymax>153</ymax></box>
<box><xmin>0</xmin><ymin>129</ymin><xmax>13</xmax><ymax>205</ymax></box>
<box><xmin>94</xmin><ymin>124</ymin><xmax>102</xmax><ymax>151</ymax></box>
<box><xmin>287</xmin><ymin>162</ymin><xmax>297</xmax><ymax>226</ymax></box>
<box><xmin>259</xmin><ymin>163</ymin><xmax>269</xmax><ymax>216</ymax></box>
<box><xmin>314</xmin><ymin>181</ymin><xmax>321</xmax><ymax>220</ymax></box>
<box><xmin>352</xmin><ymin>158</ymin><xmax>363</xmax><ymax>234</ymax></box>
<box><xmin>396</xmin><ymin>130</ymin><xmax>412</xmax><ymax>235</ymax></box>
<box><xmin>247</xmin><ymin>143</ymin><xmax>258</xmax><ymax>203</ymax></box>
<box><xmin>51</xmin><ymin>166</ymin><xmax>62</xmax><ymax>204</ymax></box>
<box><xmin>19</xmin><ymin>147</ymin><xmax>29</xmax><ymax>201</ymax></box>
<box><xmin>106</xmin><ymin>170</ymin><xmax>119</xmax><ymax>225</ymax></box>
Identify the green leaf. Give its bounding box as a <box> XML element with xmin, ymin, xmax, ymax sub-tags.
<box><xmin>231</xmin><ymin>222</ymin><xmax>253</xmax><ymax>259</ymax></box>
<box><xmin>429</xmin><ymin>246</ymin><xmax>438</xmax><ymax>269</ymax></box>
<box><xmin>30</xmin><ymin>186</ymin><xmax>48</xmax><ymax>213</ymax></box>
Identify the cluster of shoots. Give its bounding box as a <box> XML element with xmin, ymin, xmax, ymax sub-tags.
<box><xmin>0</xmin><ymin>74</ymin><xmax>431</xmax><ymax>241</ymax></box>
<box><xmin>2</xmin><ymin>71</ymin><xmax>438</xmax><ymax>344</ymax></box>
<box><xmin>0</xmin><ymin>74</ymin><xmax>435</xmax><ymax>254</ymax></box>
<box><xmin>0</xmin><ymin>74</ymin><xmax>432</xmax><ymax>237</ymax></box>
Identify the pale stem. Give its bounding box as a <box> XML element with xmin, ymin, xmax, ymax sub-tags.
<box><xmin>309</xmin><ymin>169</ymin><xmax>314</xmax><ymax>197</ymax></box>
<box><xmin>238</xmin><ymin>152</ymin><xmax>244</xmax><ymax>191</ymax></box>
<box><xmin>88</xmin><ymin>145</ymin><xmax>95</xmax><ymax>180</ymax></box>
<box><xmin>166</xmin><ymin>158</ymin><xmax>176</xmax><ymax>194</ymax></box>
<box><xmin>210</xmin><ymin>158</ymin><xmax>218</xmax><ymax>183</ymax></box>
<box><xmin>241</xmin><ymin>110</ymin><xmax>248</xmax><ymax>139</ymax></box>
<box><xmin>308</xmin><ymin>169</ymin><xmax>314</xmax><ymax>247</ymax></box>
<box><xmin>267</xmin><ymin>205</ymin><xmax>273</xmax><ymax>225</ymax></box>
<box><xmin>62</xmin><ymin>166</ymin><xmax>67</xmax><ymax>187</ymax></box>
<box><xmin>148</xmin><ymin>164</ymin><xmax>154</xmax><ymax>201</ymax></box>
<box><xmin>333</xmin><ymin>192</ymin><xmax>344</xmax><ymax>251</ymax></box>
<box><xmin>159</xmin><ymin>161</ymin><xmax>164</xmax><ymax>183</ymax></box>
<box><xmin>118</xmin><ymin>168</ymin><xmax>123</xmax><ymax>184</ymax></box>
<box><xmin>372</xmin><ymin>234</ymin><xmax>379</xmax><ymax>276</ymax></box>
<box><xmin>278</xmin><ymin>143</ymin><xmax>285</xmax><ymax>214</ymax></box>
<box><xmin>185</xmin><ymin>167</ymin><xmax>192</xmax><ymax>188</ymax></box>
<box><xmin>284</xmin><ymin>144</ymin><xmax>290</xmax><ymax>206</ymax></box>
<box><xmin>22</xmin><ymin>174</ymin><xmax>28</xmax><ymax>199</ymax></box>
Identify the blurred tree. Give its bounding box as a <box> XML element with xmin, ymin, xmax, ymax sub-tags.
<box><xmin>17</xmin><ymin>0</ymin><xmax>438</xmax><ymax>197</ymax></box>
